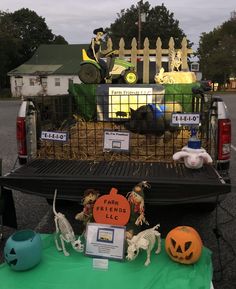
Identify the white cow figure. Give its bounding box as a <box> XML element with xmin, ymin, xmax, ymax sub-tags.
<box><xmin>126</xmin><ymin>224</ymin><xmax>161</xmax><ymax>266</ymax></box>
<box><xmin>173</xmin><ymin>146</ymin><xmax>213</xmax><ymax>169</ymax></box>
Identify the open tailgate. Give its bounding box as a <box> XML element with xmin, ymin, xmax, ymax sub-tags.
<box><xmin>0</xmin><ymin>159</ymin><xmax>230</xmax><ymax>205</ymax></box>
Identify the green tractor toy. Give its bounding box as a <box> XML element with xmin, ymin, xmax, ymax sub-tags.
<box><xmin>78</xmin><ymin>49</ymin><xmax>138</xmax><ymax>84</ymax></box>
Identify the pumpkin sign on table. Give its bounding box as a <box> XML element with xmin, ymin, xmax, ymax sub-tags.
<box><xmin>93</xmin><ymin>188</ymin><xmax>131</xmax><ymax>226</ymax></box>
<box><xmin>165</xmin><ymin>226</ymin><xmax>203</xmax><ymax>265</ymax></box>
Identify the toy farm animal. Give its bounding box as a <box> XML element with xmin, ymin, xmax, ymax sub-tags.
<box><xmin>75</xmin><ymin>189</ymin><xmax>100</xmax><ymax>224</ymax></box>
<box><xmin>154</xmin><ymin>67</ymin><xmax>174</xmax><ymax>84</ymax></box>
<box><xmin>126</xmin><ymin>224</ymin><xmax>161</xmax><ymax>266</ymax></box>
<box><xmin>124</xmin><ymin>102</ymin><xmax>182</xmax><ymax>140</ymax></box>
<box><xmin>173</xmin><ymin>146</ymin><xmax>213</xmax><ymax>169</ymax></box>
<box><xmin>53</xmin><ymin>189</ymin><xmax>84</xmax><ymax>256</ymax></box>
<box><xmin>169</xmin><ymin>50</ymin><xmax>182</xmax><ymax>72</ymax></box>
<box><xmin>124</xmin><ymin>104</ymin><xmax>165</xmax><ymax>135</ymax></box>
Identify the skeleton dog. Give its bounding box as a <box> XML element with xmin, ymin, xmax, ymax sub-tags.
<box><xmin>53</xmin><ymin>189</ymin><xmax>84</xmax><ymax>256</ymax></box>
<box><xmin>126</xmin><ymin>224</ymin><xmax>161</xmax><ymax>266</ymax></box>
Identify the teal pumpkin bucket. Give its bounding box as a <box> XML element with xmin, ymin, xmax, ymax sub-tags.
<box><xmin>4</xmin><ymin>230</ymin><xmax>42</xmax><ymax>271</ymax></box>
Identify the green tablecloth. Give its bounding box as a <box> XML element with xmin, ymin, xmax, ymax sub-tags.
<box><xmin>0</xmin><ymin>234</ymin><xmax>212</xmax><ymax>289</ymax></box>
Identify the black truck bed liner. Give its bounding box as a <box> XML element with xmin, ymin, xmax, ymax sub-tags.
<box><xmin>0</xmin><ymin>159</ymin><xmax>230</xmax><ymax>205</ymax></box>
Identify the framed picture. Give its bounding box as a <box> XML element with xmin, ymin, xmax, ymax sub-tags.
<box><xmin>85</xmin><ymin>223</ymin><xmax>126</xmax><ymax>260</ymax></box>
<box><xmin>103</xmin><ymin>130</ymin><xmax>130</xmax><ymax>152</ymax></box>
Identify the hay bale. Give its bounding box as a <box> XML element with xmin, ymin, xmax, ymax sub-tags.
<box><xmin>37</xmin><ymin>120</ymin><xmax>192</xmax><ymax>162</ymax></box>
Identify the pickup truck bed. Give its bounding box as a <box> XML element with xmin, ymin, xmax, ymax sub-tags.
<box><xmin>0</xmin><ymin>159</ymin><xmax>230</xmax><ymax>205</ymax></box>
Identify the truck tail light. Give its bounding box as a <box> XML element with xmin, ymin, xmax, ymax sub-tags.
<box><xmin>17</xmin><ymin>116</ymin><xmax>27</xmax><ymax>156</ymax></box>
<box><xmin>218</xmin><ymin>119</ymin><xmax>231</xmax><ymax>160</ymax></box>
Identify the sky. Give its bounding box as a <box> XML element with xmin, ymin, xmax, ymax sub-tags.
<box><xmin>0</xmin><ymin>0</ymin><xmax>235</xmax><ymax>51</ymax></box>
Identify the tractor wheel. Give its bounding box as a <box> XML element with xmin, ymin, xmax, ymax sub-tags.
<box><xmin>123</xmin><ymin>70</ymin><xmax>138</xmax><ymax>84</ymax></box>
<box><xmin>78</xmin><ymin>63</ymin><xmax>101</xmax><ymax>84</ymax></box>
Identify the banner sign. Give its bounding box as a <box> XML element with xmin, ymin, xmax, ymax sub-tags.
<box><xmin>96</xmin><ymin>84</ymin><xmax>165</xmax><ymax>121</ymax></box>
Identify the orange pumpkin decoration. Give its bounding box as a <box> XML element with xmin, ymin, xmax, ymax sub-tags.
<box><xmin>165</xmin><ymin>226</ymin><xmax>203</xmax><ymax>264</ymax></box>
<box><xmin>93</xmin><ymin>188</ymin><xmax>130</xmax><ymax>226</ymax></box>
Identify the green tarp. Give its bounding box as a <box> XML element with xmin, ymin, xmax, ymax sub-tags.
<box><xmin>164</xmin><ymin>83</ymin><xmax>201</xmax><ymax>112</ymax></box>
<box><xmin>68</xmin><ymin>82</ymin><xmax>97</xmax><ymax>121</ymax></box>
<box><xmin>0</xmin><ymin>234</ymin><xmax>213</xmax><ymax>289</ymax></box>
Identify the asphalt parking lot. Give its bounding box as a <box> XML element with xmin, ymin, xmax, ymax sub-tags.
<box><xmin>0</xmin><ymin>94</ymin><xmax>236</xmax><ymax>289</ymax></box>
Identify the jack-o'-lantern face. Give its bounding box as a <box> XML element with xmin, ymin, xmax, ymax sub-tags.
<box><xmin>165</xmin><ymin>226</ymin><xmax>202</xmax><ymax>265</ymax></box>
<box><xmin>5</xmin><ymin>248</ymin><xmax>18</xmax><ymax>266</ymax></box>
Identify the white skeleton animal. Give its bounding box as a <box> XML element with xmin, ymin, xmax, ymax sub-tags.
<box><xmin>53</xmin><ymin>189</ymin><xmax>84</xmax><ymax>256</ymax></box>
<box><xmin>126</xmin><ymin>224</ymin><xmax>161</xmax><ymax>266</ymax></box>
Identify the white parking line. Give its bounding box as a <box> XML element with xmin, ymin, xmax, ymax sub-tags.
<box><xmin>231</xmin><ymin>144</ymin><xmax>236</xmax><ymax>152</ymax></box>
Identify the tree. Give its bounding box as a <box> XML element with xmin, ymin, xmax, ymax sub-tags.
<box><xmin>0</xmin><ymin>12</ymin><xmax>22</xmax><ymax>88</ymax></box>
<box><xmin>197</xmin><ymin>19</ymin><xmax>236</xmax><ymax>85</ymax></box>
<box><xmin>52</xmin><ymin>35</ymin><xmax>69</xmax><ymax>44</ymax></box>
<box><xmin>0</xmin><ymin>8</ymin><xmax>68</xmax><ymax>88</ymax></box>
<box><xmin>106</xmin><ymin>1</ymin><xmax>187</xmax><ymax>48</ymax></box>
<box><xmin>8</xmin><ymin>8</ymin><xmax>68</xmax><ymax>62</ymax></box>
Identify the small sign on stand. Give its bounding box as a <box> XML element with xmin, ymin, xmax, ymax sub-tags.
<box><xmin>85</xmin><ymin>223</ymin><xmax>126</xmax><ymax>261</ymax></box>
<box><xmin>103</xmin><ymin>130</ymin><xmax>130</xmax><ymax>152</ymax></box>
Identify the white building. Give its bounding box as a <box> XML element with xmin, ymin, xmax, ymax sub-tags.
<box><xmin>8</xmin><ymin>44</ymin><xmax>88</xmax><ymax>97</ymax></box>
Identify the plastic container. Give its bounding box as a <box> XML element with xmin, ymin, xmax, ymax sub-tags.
<box><xmin>4</xmin><ymin>229</ymin><xmax>42</xmax><ymax>271</ymax></box>
<box><xmin>188</xmin><ymin>128</ymin><xmax>201</xmax><ymax>149</ymax></box>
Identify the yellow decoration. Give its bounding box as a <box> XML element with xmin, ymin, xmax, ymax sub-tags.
<box><xmin>82</xmin><ymin>49</ymin><xmax>96</xmax><ymax>63</ymax></box>
<box><xmin>169</xmin><ymin>49</ymin><xmax>182</xmax><ymax>72</ymax></box>
<box><xmin>154</xmin><ymin>68</ymin><xmax>196</xmax><ymax>84</ymax></box>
